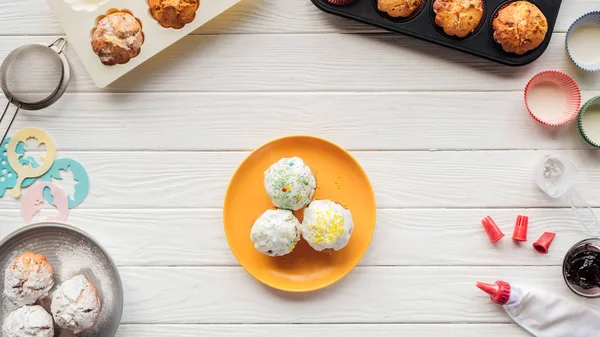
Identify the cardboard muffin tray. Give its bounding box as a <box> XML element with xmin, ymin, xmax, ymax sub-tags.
<box><xmin>311</xmin><ymin>0</ymin><xmax>563</xmax><ymax>66</ymax></box>
<box><xmin>46</xmin><ymin>0</ymin><xmax>243</xmax><ymax>88</ymax></box>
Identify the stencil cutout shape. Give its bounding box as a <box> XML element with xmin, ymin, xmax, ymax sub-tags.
<box><xmin>7</xmin><ymin>128</ymin><xmax>56</xmax><ymax>198</ymax></box>
<box><xmin>21</xmin><ymin>182</ymin><xmax>69</xmax><ymax>223</ymax></box>
<box><xmin>0</xmin><ymin>137</ymin><xmax>38</xmax><ymax>197</ymax></box>
<box><xmin>40</xmin><ymin>158</ymin><xmax>90</xmax><ymax>208</ymax></box>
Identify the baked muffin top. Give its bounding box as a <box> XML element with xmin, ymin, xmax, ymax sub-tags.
<box><xmin>377</xmin><ymin>0</ymin><xmax>423</xmax><ymax>18</ymax></box>
<box><xmin>433</xmin><ymin>0</ymin><xmax>484</xmax><ymax>38</ymax></box>
<box><xmin>492</xmin><ymin>1</ymin><xmax>548</xmax><ymax>55</ymax></box>
<box><xmin>91</xmin><ymin>12</ymin><xmax>144</xmax><ymax>66</ymax></box>
<box><xmin>149</xmin><ymin>0</ymin><xmax>200</xmax><ymax>29</ymax></box>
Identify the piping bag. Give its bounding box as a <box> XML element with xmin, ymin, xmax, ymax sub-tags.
<box><xmin>477</xmin><ymin>281</ymin><xmax>600</xmax><ymax>336</ymax></box>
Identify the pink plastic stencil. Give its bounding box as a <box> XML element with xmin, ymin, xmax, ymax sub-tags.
<box><xmin>21</xmin><ymin>182</ymin><xmax>69</xmax><ymax>223</ymax></box>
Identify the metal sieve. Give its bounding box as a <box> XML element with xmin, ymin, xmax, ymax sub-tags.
<box><xmin>0</xmin><ymin>38</ymin><xmax>70</xmax><ymax>145</ymax></box>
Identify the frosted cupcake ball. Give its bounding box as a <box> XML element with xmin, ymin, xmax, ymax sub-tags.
<box><xmin>301</xmin><ymin>200</ymin><xmax>354</xmax><ymax>252</ymax></box>
<box><xmin>51</xmin><ymin>274</ymin><xmax>102</xmax><ymax>334</ymax></box>
<box><xmin>251</xmin><ymin>209</ymin><xmax>301</xmax><ymax>257</ymax></box>
<box><xmin>4</xmin><ymin>252</ymin><xmax>54</xmax><ymax>306</ymax></box>
<box><xmin>264</xmin><ymin>157</ymin><xmax>316</xmax><ymax>211</ymax></box>
<box><xmin>2</xmin><ymin>306</ymin><xmax>54</xmax><ymax>337</ymax></box>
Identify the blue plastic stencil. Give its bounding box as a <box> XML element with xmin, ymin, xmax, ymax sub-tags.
<box><xmin>40</xmin><ymin>158</ymin><xmax>90</xmax><ymax>208</ymax></box>
<box><xmin>0</xmin><ymin>138</ymin><xmax>38</xmax><ymax>197</ymax></box>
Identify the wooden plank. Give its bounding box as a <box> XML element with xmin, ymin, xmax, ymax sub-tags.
<box><xmin>0</xmin><ymin>0</ymin><xmax>595</xmax><ymax>35</ymax></box>
<box><xmin>0</xmin><ymin>33</ymin><xmax>593</xmax><ymax>92</ymax></box>
<box><xmin>18</xmin><ymin>91</ymin><xmax>594</xmax><ymax>151</ymax></box>
<box><xmin>117</xmin><ymin>266</ymin><xmax>600</xmax><ymax>323</ymax></box>
<box><xmin>0</xmin><ymin>150</ymin><xmax>597</xmax><ymax>209</ymax></box>
<box><xmin>0</xmin><ymin>208</ymin><xmax>588</xmax><ymax>267</ymax></box>
<box><xmin>115</xmin><ymin>323</ymin><xmax>532</xmax><ymax>336</ymax></box>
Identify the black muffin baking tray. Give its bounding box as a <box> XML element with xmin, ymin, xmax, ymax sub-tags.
<box><xmin>311</xmin><ymin>0</ymin><xmax>562</xmax><ymax>66</ymax></box>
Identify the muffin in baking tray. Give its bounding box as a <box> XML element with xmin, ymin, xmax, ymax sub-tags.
<box><xmin>3</xmin><ymin>252</ymin><xmax>55</xmax><ymax>306</ymax></box>
<box><xmin>91</xmin><ymin>11</ymin><xmax>145</xmax><ymax>66</ymax></box>
<box><xmin>492</xmin><ymin>1</ymin><xmax>548</xmax><ymax>55</ymax></box>
<box><xmin>433</xmin><ymin>0</ymin><xmax>484</xmax><ymax>38</ymax></box>
<box><xmin>149</xmin><ymin>0</ymin><xmax>201</xmax><ymax>29</ymax></box>
<box><xmin>377</xmin><ymin>0</ymin><xmax>423</xmax><ymax>18</ymax></box>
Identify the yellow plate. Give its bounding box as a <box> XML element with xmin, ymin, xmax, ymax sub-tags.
<box><xmin>224</xmin><ymin>136</ymin><xmax>376</xmax><ymax>292</ymax></box>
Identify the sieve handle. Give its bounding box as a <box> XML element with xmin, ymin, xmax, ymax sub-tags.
<box><xmin>48</xmin><ymin>38</ymin><xmax>67</xmax><ymax>54</ymax></box>
<box><xmin>0</xmin><ymin>100</ymin><xmax>20</xmax><ymax>147</ymax></box>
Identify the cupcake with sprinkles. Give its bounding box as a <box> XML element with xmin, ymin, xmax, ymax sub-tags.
<box><xmin>264</xmin><ymin>157</ymin><xmax>317</xmax><ymax>211</ymax></box>
<box><xmin>251</xmin><ymin>209</ymin><xmax>301</xmax><ymax>256</ymax></box>
<box><xmin>301</xmin><ymin>200</ymin><xmax>354</xmax><ymax>252</ymax></box>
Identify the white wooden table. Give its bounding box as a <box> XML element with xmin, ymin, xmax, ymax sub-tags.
<box><xmin>1</xmin><ymin>0</ymin><xmax>600</xmax><ymax>336</ymax></box>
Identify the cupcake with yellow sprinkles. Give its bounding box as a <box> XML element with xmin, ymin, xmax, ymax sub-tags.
<box><xmin>251</xmin><ymin>209</ymin><xmax>301</xmax><ymax>257</ymax></box>
<box><xmin>301</xmin><ymin>200</ymin><xmax>354</xmax><ymax>252</ymax></box>
<box><xmin>264</xmin><ymin>157</ymin><xmax>317</xmax><ymax>211</ymax></box>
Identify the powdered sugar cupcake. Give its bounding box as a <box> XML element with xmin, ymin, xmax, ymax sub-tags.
<box><xmin>251</xmin><ymin>209</ymin><xmax>301</xmax><ymax>257</ymax></box>
<box><xmin>301</xmin><ymin>200</ymin><xmax>354</xmax><ymax>252</ymax></box>
<box><xmin>2</xmin><ymin>305</ymin><xmax>54</xmax><ymax>337</ymax></box>
<box><xmin>51</xmin><ymin>274</ymin><xmax>102</xmax><ymax>334</ymax></box>
<box><xmin>3</xmin><ymin>252</ymin><xmax>54</xmax><ymax>306</ymax></box>
<box><xmin>264</xmin><ymin>157</ymin><xmax>317</xmax><ymax>211</ymax></box>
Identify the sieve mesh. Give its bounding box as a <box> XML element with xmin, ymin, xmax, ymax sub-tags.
<box><xmin>1</xmin><ymin>45</ymin><xmax>63</xmax><ymax>105</ymax></box>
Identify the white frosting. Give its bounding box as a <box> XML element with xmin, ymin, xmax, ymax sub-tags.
<box><xmin>250</xmin><ymin>209</ymin><xmax>301</xmax><ymax>256</ymax></box>
<box><xmin>51</xmin><ymin>275</ymin><xmax>102</xmax><ymax>334</ymax></box>
<box><xmin>582</xmin><ymin>104</ymin><xmax>600</xmax><ymax>144</ymax></box>
<box><xmin>3</xmin><ymin>253</ymin><xmax>54</xmax><ymax>306</ymax></box>
<box><xmin>264</xmin><ymin>157</ymin><xmax>316</xmax><ymax>211</ymax></box>
<box><xmin>301</xmin><ymin>200</ymin><xmax>354</xmax><ymax>251</ymax></box>
<box><xmin>2</xmin><ymin>305</ymin><xmax>54</xmax><ymax>337</ymax></box>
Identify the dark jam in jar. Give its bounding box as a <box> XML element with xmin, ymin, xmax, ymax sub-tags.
<box><xmin>565</xmin><ymin>243</ymin><xmax>600</xmax><ymax>290</ymax></box>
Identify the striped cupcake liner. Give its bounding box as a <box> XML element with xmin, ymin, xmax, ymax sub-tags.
<box><xmin>524</xmin><ymin>70</ymin><xmax>581</xmax><ymax>126</ymax></box>
<box><xmin>327</xmin><ymin>0</ymin><xmax>357</xmax><ymax>5</ymax></box>
<box><xmin>566</xmin><ymin>11</ymin><xmax>600</xmax><ymax>72</ymax></box>
<box><xmin>577</xmin><ymin>96</ymin><xmax>600</xmax><ymax>148</ymax></box>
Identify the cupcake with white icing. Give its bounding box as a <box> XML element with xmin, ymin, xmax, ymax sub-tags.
<box><xmin>2</xmin><ymin>305</ymin><xmax>54</xmax><ymax>337</ymax></box>
<box><xmin>301</xmin><ymin>200</ymin><xmax>354</xmax><ymax>252</ymax></box>
<box><xmin>264</xmin><ymin>157</ymin><xmax>316</xmax><ymax>211</ymax></box>
<box><xmin>51</xmin><ymin>274</ymin><xmax>102</xmax><ymax>334</ymax></box>
<box><xmin>251</xmin><ymin>209</ymin><xmax>301</xmax><ymax>256</ymax></box>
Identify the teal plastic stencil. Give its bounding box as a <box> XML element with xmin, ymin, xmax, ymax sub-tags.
<box><xmin>0</xmin><ymin>137</ymin><xmax>38</xmax><ymax>197</ymax></box>
<box><xmin>41</xmin><ymin>158</ymin><xmax>90</xmax><ymax>208</ymax></box>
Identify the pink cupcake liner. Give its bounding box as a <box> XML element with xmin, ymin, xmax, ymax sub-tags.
<box><xmin>524</xmin><ymin>70</ymin><xmax>581</xmax><ymax>126</ymax></box>
<box><xmin>327</xmin><ymin>0</ymin><xmax>357</xmax><ymax>5</ymax></box>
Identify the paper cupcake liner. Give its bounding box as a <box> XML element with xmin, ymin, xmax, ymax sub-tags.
<box><xmin>327</xmin><ymin>0</ymin><xmax>357</xmax><ymax>5</ymax></box>
<box><xmin>493</xmin><ymin>1</ymin><xmax>512</xmax><ymax>18</ymax></box>
<box><xmin>577</xmin><ymin>96</ymin><xmax>600</xmax><ymax>148</ymax></box>
<box><xmin>524</xmin><ymin>70</ymin><xmax>581</xmax><ymax>126</ymax></box>
<box><xmin>566</xmin><ymin>11</ymin><xmax>600</xmax><ymax>72</ymax></box>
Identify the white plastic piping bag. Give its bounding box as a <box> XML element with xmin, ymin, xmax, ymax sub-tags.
<box><xmin>477</xmin><ymin>281</ymin><xmax>600</xmax><ymax>337</ymax></box>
